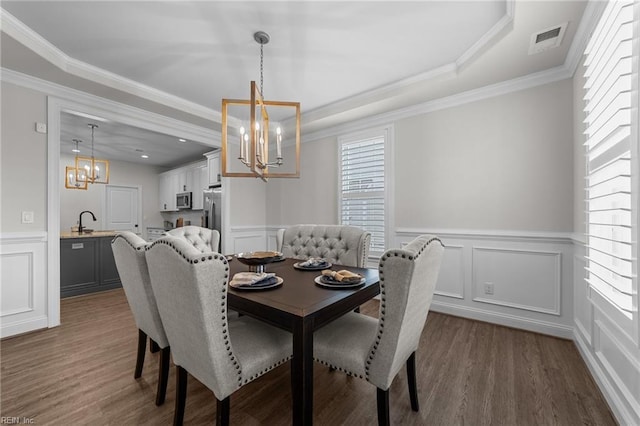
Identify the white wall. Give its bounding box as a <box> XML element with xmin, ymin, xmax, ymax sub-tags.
<box><xmin>1</xmin><ymin>82</ymin><xmax>48</xmax><ymax>232</ymax></box>
<box><xmin>59</xmin><ymin>153</ymin><xmax>164</xmax><ymax>235</ymax></box>
<box><xmin>1</xmin><ymin>82</ymin><xmax>49</xmax><ymax>337</ymax></box>
<box><xmin>395</xmin><ymin>79</ymin><xmax>573</xmax><ymax>232</ymax></box>
<box><xmin>266</xmin><ymin>137</ymin><xmax>339</xmax><ymax>226</ymax></box>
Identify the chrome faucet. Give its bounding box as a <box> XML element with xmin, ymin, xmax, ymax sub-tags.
<box><xmin>78</xmin><ymin>210</ymin><xmax>96</xmax><ymax>234</ymax></box>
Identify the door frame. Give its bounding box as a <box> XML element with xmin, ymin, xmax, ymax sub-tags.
<box><xmin>47</xmin><ymin>95</ymin><xmax>219</xmax><ymax>328</ymax></box>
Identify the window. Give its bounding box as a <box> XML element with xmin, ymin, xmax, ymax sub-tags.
<box><xmin>584</xmin><ymin>0</ymin><xmax>637</xmax><ymax>322</ymax></box>
<box><xmin>339</xmin><ymin>127</ymin><xmax>393</xmax><ymax>257</ymax></box>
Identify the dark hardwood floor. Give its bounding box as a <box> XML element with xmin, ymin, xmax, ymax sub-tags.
<box><xmin>1</xmin><ymin>289</ymin><xmax>616</xmax><ymax>425</ymax></box>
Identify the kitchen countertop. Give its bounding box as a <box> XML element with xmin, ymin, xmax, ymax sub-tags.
<box><xmin>60</xmin><ymin>230</ymin><xmax>119</xmax><ymax>239</ymax></box>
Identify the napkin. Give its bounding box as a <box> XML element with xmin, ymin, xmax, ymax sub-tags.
<box><xmin>299</xmin><ymin>258</ymin><xmax>329</xmax><ymax>268</ymax></box>
<box><xmin>321</xmin><ymin>269</ymin><xmax>363</xmax><ymax>283</ymax></box>
<box><xmin>230</xmin><ymin>272</ymin><xmax>277</xmax><ymax>288</ymax></box>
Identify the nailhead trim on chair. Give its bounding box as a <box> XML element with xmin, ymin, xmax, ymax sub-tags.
<box><xmin>145</xmin><ymin>239</ymin><xmax>248</xmax><ymax>387</ymax></box>
<box><xmin>146</xmin><ymin>239</ymin><xmax>293</xmax><ymax>389</ymax></box>
<box><xmin>364</xmin><ymin>237</ymin><xmax>443</xmax><ymax>383</ymax></box>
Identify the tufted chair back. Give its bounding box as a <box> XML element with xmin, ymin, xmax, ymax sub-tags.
<box><xmin>368</xmin><ymin>235</ymin><xmax>444</xmax><ymax>389</ymax></box>
<box><xmin>111</xmin><ymin>231</ymin><xmax>168</xmax><ymax>348</ymax></box>
<box><xmin>145</xmin><ymin>235</ymin><xmax>238</xmax><ymax>398</ymax></box>
<box><xmin>276</xmin><ymin>224</ymin><xmax>371</xmax><ymax>267</ymax></box>
<box><xmin>166</xmin><ymin>225</ymin><xmax>220</xmax><ymax>253</ymax></box>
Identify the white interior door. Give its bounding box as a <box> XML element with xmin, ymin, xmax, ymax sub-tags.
<box><xmin>105</xmin><ymin>185</ymin><xmax>140</xmax><ymax>234</ymax></box>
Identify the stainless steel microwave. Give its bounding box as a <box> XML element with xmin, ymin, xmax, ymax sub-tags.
<box><xmin>176</xmin><ymin>192</ymin><xmax>192</xmax><ymax>209</ymax></box>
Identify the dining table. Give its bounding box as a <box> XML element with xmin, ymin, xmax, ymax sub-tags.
<box><xmin>227</xmin><ymin>257</ymin><xmax>380</xmax><ymax>426</ymax></box>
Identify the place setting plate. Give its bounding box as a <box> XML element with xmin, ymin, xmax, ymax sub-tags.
<box><xmin>230</xmin><ymin>276</ymin><xmax>283</xmax><ymax>291</ymax></box>
<box><xmin>314</xmin><ymin>275</ymin><xmax>365</xmax><ymax>289</ymax></box>
<box><xmin>293</xmin><ymin>261</ymin><xmax>333</xmax><ymax>271</ymax></box>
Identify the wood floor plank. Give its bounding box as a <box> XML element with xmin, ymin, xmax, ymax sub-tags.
<box><xmin>0</xmin><ymin>289</ymin><xmax>617</xmax><ymax>425</ymax></box>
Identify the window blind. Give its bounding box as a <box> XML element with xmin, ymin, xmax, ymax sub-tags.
<box><xmin>340</xmin><ymin>136</ymin><xmax>386</xmax><ymax>254</ymax></box>
<box><xmin>584</xmin><ymin>0</ymin><xmax>635</xmax><ymax>317</ymax></box>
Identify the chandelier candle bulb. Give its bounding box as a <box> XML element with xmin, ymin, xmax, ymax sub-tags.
<box><xmin>239</xmin><ymin>127</ymin><xmax>244</xmax><ymax>158</ymax></box>
<box><xmin>276</xmin><ymin>127</ymin><xmax>282</xmax><ymax>158</ymax></box>
<box><xmin>244</xmin><ymin>133</ymin><xmax>249</xmax><ymax>164</ymax></box>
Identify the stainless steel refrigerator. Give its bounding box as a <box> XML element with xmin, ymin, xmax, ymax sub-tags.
<box><xmin>202</xmin><ymin>186</ymin><xmax>222</xmax><ymax>252</ymax></box>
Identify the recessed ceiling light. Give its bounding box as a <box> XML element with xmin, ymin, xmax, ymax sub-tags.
<box><xmin>141</xmin><ymin>154</ymin><xmax>149</xmax><ymax>159</ymax></box>
<box><xmin>178</xmin><ymin>138</ymin><xmax>187</xmax><ymax>143</ymax></box>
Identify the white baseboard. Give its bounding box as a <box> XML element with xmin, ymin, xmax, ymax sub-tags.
<box><xmin>1</xmin><ymin>315</ymin><xmax>49</xmax><ymax>339</ymax></box>
<box><xmin>430</xmin><ymin>300</ymin><xmax>574</xmax><ymax>339</ymax></box>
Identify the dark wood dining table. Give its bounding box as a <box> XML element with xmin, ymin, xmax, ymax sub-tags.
<box><xmin>227</xmin><ymin>257</ymin><xmax>380</xmax><ymax>426</ymax></box>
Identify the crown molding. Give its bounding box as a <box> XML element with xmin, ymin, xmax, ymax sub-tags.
<box><xmin>1</xmin><ymin>67</ymin><xmax>221</xmax><ymax>146</ymax></box>
<box><xmin>564</xmin><ymin>0</ymin><xmax>607</xmax><ymax>77</ymax></box>
<box><xmin>302</xmin><ymin>63</ymin><xmax>573</xmax><ymax>143</ymax></box>
<box><xmin>455</xmin><ymin>0</ymin><xmax>515</xmax><ymax>70</ymax></box>
<box><xmin>0</xmin><ymin>7</ymin><xmax>221</xmax><ymax>123</ymax></box>
<box><xmin>298</xmin><ymin>1</ymin><xmax>515</xmax><ymax>128</ymax></box>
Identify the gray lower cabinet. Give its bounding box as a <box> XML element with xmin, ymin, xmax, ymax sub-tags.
<box><xmin>60</xmin><ymin>236</ymin><xmax>121</xmax><ymax>298</ymax></box>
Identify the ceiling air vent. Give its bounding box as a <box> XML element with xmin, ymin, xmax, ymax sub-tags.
<box><xmin>528</xmin><ymin>22</ymin><xmax>567</xmax><ymax>55</ymax></box>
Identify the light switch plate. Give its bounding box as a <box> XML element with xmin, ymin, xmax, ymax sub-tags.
<box><xmin>21</xmin><ymin>211</ymin><xmax>34</xmax><ymax>224</ymax></box>
<box><xmin>35</xmin><ymin>122</ymin><xmax>47</xmax><ymax>133</ymax></box>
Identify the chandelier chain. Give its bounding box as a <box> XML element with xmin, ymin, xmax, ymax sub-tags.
<box><xmin>89</xmin><ymin>124</ymin><xmax>97</xmax><ymax>159</ymax></box>
<box><xmin>260</xmin><ymin>42</ymin><xmax>264</xmax><ymax>97</ymax></box>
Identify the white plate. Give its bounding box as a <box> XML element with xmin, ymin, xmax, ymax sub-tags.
<box><xmin>314</xmin><ymin>275</ymin><xmax>365</xmax><ymax>289</ymax></box>
<box><xmin>230</xmin><ymin>276</ymin><xmax>283</xmax><ymax>291</ymax></box>
<box><xmin>293</xmin><ymin>261</ymin><xmax>332</xmax><ymax>271</ymax></box>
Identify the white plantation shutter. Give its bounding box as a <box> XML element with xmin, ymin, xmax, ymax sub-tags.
<box><xmin>584</xmin><ymin>0</ymin><xmax>636</xmax><ymax>317</ymax></box>
<box><xmin>340</xmin><ymin>134</ymin><xmax>386</xmax><ymax>255</ymax></box>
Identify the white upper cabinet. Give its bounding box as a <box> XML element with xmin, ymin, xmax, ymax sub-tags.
<box><xmin>158</xmin><ymin>160</ymin><xmax>208</xmax><ymax>211</ymax></box>
<box><xmin>190</xmin><ymin>163</ymin><xmax>208</xmax><ymax>210</ymax></box>
<box><xmin>205</xmin><ymin>151</ymin><xmax>221</xmax><ymax>186</ymax></box>
<box><xmin>159</xmin><ymin>171</ymin><xmax>179</xmax><ymax>211</ymax></box>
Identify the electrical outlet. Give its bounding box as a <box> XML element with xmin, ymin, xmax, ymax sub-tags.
<box><xmin>21</xmin><ymin>211</ymin><xmax>34</xmax><ymax>224</ymax></box>
<box><xmin>483</xmin><ymin>282</ymin><xmax>494</xmax><ymax>295</ymax></box>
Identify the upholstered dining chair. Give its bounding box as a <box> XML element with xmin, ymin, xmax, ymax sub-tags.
<box><xmin>111</xmin><ymin>231</ymin><xmax>170</xmax><ymax>406</ymax></box>
<box><xmin>145</xmin><ymin>236</ymin><xmax>292</xmax><ymax>426</ymax></box>
<box><xmin>313</xmin><ymin>235</ymin><xmax>444</xmax><ymax>426</ymax></box>
<box><xmin>276</xmin><ymin>224</ymin><xmax>371</xmax><ymax>267</ymax></box>
<box><xmin>166</xmin><ymin>225</ymin><xmax>220</xmax><ymax>253</ymax></box>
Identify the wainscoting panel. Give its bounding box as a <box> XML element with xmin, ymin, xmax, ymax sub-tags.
<box><xmin>573</xmin><ymin>252</ymin><xmax>592</xmax><ymax>346</ymax></box>
<box><xmin>395</xmin><ymin>229</ymin><xmax>574</xmax><ymax>339</ymax></box>
<box><xmin>228</xmin><ymin>226</ymin><xmax>267</xmax><ymax>254</ymax></box>
<box><xmin>1</xmin><ymin>233</ymin><xmax>48</xmax><ymax>338</ymax></box>
<box><xmin>572</xmin><ymin>234</ymin><xmax>640</xmax><ymax>426</ymax></box>
<box><xmin>472</xmin><ymin>246</ymin><xmax>561</xmax><ymax>315</ymax></box>
<box><xmin>435</xmin><ymin>244</ymin><xmax>464</xmax><ymax>299</ymax></box>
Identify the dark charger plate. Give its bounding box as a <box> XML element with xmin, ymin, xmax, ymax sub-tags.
<box><xmin>236</xmin><ymin>251</ymin><xmax>284</xmax><ymax>266</ymax></box>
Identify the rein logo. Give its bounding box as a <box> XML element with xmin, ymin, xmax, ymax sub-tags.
<box><xmin>0</xmin><ymin>417</ymin><xmax>34</xmax><ymax>424</ymax></box>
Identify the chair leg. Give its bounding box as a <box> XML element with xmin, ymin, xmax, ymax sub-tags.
<box><xmin>406</xmin><ymin>351</ymin><xmax>419</xmax><ymax>412</ymax></box>
<box><xmin>376</xmin><ymin>388</ymin><xmax>390</xmax><ymax>426</ymax></box>
<box><xmin>150</xmin><ymin>338</ymin><xmax>160</xmax><ymax>353</ymax></box>
<box><xmin>135</xmin><ymin>329</ymin><xmax>147</xmax><ymax>379</ymax></box>
<box><xmin>155</xmin><ymin>346</ymin><xmax>171</xmax><ymax>406</ymax></box>
<box><xmin>174</xmin><ymin>366</ymin><xmax>188</xmax><ymax>426</ymax></box>
<box><xmin>216</xmin><ymin>396</ymin><xmax>230</xmax><ymax>426</ymax></box>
